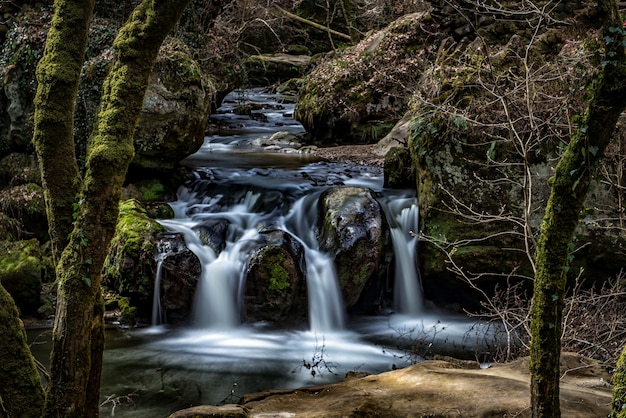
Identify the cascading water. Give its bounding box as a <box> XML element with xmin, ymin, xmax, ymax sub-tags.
<box><xmin>153</xmin><ymin>89</ymin><xmax>427</xmax><ymax>330</ymax></box>
<box><xmin>284</xmin><ymin>193</ymin><xmax>345</xmax><ymax>331</ymax></box>
<box><xmin>380</xmin><ymin>196</ymin><xmax>423</xmax><ymax>315</ymax></box>
<box><xmin>94</xmin><ymin>88</ymin><xmax>492</xmax><ymax>418</ymax></box>
<box><xmin>151</xmin><ymin>253</ymin><xmax>165</xmax><ymax>325</ymax></box>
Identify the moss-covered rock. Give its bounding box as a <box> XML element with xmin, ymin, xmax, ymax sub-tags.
<box><xmin>402</xmin><ymin>6</ymin><xmax>626</xmax><ymax>309</ymax></box>
<box><xmin>383</xmin><ymin>147</ymin><xmax>414</xmax><ymax>188</ymax></box>
<box><xmin>102</xmin><ymin>199</ymin><xmax>165</xmax><ymax>322</ymax></box>
<box><xmin>0</xmin><ymin>183</ymin><xmax>48</xmax><ymax>239</ymax></box>
<box><xmin>317</xmin><ymin>186</ymin><xmax>389</xmax><ymax>308</ymax></box>
<box><xmin>245</xmin><ymin>229</ymin><xmax>307</xmax><ymax>325</ymax></box>
<box><xmin>294</xmin><ymin>12</ymin><xmax>434</xmax><ymax>144</ymax></box>
<box><xmin>0</xmin><ymin>239</ymin><xmax>43</xmax><ymax>314</ymax></box>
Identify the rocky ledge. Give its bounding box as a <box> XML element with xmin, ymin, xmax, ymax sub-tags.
<box><xmin>169</xmin><ymin>352</ymin><xmax>611</xmax><ymax>417</ymax></box>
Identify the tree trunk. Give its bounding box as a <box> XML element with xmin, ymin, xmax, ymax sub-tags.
<box><xmin>0</xmin><ymin>283</ymin><xmax>45</xmax><ymax>418</ymax></box>
<box><xmin>529</xmin><ymin>1</ymin><xmax>626</xmax><ymax>416</ymax></box>
<box><xmin>32</xmin><ymin>0</ymin><xmax>95</xmax><ymax>265</ymax></box>
<box><xmin>41</xmin><ymin>1</ymin><xmax>193</xmax><ymax>416</ymax></box>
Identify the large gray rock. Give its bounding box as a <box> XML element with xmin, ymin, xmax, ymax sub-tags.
<box><xmin>317</xmin><ymin>186</ymin><xmax>389</xmax><ymax>308</ymax></box>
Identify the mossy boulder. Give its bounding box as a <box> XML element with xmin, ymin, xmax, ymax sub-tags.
<box><xmin>403</xmin><ymin>8</ymin><xmax>626</xmax><ymax>309</ymax></box>
<box><xmin>0</xmin><ymin>183</ymin><xmax>47</xmax><ymax>239</ymax></box>
<box><xmin>0</xmin><ymin>239</ymin><xmax>43</xmax><ymax>314</ymax></box>
<box><xmin>1</xmin><ymin>6</ymin><xmax>239</xmax><ymax>179</ymax></box>
<box><xmin>383</xmin><ymin>147</ymin><xmax>414</xmax><ymax>188</ymax></box>
<box><xmin>102</xmin><ymin>199</ymin><xmax>165</xmax><ymax>322</ymax></box>
<box><xmin>245</xmin><ymin>229</ymin><xmax>308</xmax><ymax>325</ymax></box>
<box><xmin>317</xmin><ymin>186</ymin><xmax>389</xmax><ymax>308</ymax></box>
<box><xmin>294</xmin><ymin>12</ymin><xmax>433</xmax><ymax>144</ymax></box>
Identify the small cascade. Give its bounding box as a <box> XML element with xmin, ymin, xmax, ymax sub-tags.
<box><xmin>381</xmin><ymin>196</ymin><xmax>423</xmax><ymax>315</ymax></box>
<box><xmin>160</xmin><ymin>190</ymin><xmax>264</xmax><ymax>329</ymax></box>
<box><xmin>151</xmin><ymin>254</ymin><xmax>165</xmax><ymax>326</ymax></box>
<box><xmin>192</xmin><ymin>228</ymin><xmax>259</xmax><ymax>328</ymax></box>
<box><xmin>285</xmin><ymin>193</ymin><xmax>346</xmax><ymax>331</ymax></box>
<box><xmin>304</xmin><ymin>249</ymin><xmax>346</xmax><ymax>331</ymax></box>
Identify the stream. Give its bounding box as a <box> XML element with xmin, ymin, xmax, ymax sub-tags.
<box><xmin>34</xmin><ymin>88</ymin><xmax>493</xmax><ymax>418</ymax></box>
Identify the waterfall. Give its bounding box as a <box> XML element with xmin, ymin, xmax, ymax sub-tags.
<box><xmin>151</xmin><ymin>254</ymin><xmax>165</xmax><ymax>326</ymax></box>
<box><xmin>192</xmin><ymin>228</ymin><xmax>259</xmax><ymax>328</ymax></box>
<box><xmin>381</xmin><ymin>196</ymin><xmax>423</xmax><ymax>315</ymax></box>
<box><xmin>159</xmin><ymin>191</ymin><xmax>264</xmax><ymax>329</ymax></box>
<box><xmin>284</xmin><ymin>192</ymin><xmax>346</xmax><ymax>331</ymax></box>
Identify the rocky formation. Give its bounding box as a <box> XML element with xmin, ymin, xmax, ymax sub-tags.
<box><xmin>295</xmin><ymin>1</ymin><xmax>626</xmax><ymax>309</ymax></box>
<box><xmin>0</xmin><ymin>239</ymin><xmax>43</xmax><ymax>315</ymax></box>
<box><xmin>318</xmin><ymin>186</ymin><xmax>390</xmax><ymax>309</ymax></box>
<box><xmin>295</xmin><ymin>12</ymin><xmax>430</xmax><ymax>144</ymax></box>
<box><xmin>156</xmin><ymin>232</ymin><xmax>202</xmax><ymax>325</ymax></box>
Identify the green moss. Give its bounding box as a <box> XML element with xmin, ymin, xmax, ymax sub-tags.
<box><xmin>611</xmin><ymin>347</ymin><xmax>626</xmax><ymax>417</ymax></box>
<box><xmin>117</xmin><ymin>296</ymin><xmax>137</xmax><ymax>326</ymax></box>
<box><xmin>260</xmin><ymin>247</ymin><xmax>291</xmax><ymax>295</ymax></box>
<box><xmin>0</xmin><ymin>239</ymin><xmax>43</xmax><ymax>314</ymax></box>
<box><xmin>102</xmin><ymin>199</ymin><xmax>164</xmax><ymax>299</ymax></box>
<box><xmin>137</xmin><ymin>180</ymin><xmax>166</xmax><ymax>202</ymax></box>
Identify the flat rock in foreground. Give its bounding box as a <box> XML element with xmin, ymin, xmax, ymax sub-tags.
<box><xmin>170</xmin><ymin>353</ymin><xmax>612</xmax><ymax>417</ymax></box>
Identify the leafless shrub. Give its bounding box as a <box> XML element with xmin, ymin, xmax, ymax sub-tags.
<box><xmin>470</xmin><ymin>270</ymin><xmax>626</xmax><ymax>366</ymax></box>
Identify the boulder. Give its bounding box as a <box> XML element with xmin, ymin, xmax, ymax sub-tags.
<box><xmin>245</xmin><ymin>229</ymin><xmax>308</xmax><ymax>325</ymax></box>
<box><xmin>157</xmin><ymin>232</ymin><xmax>202</xmax><ymax>325</ymax></box>
<box><xmin>0</xmin><ymin>239</ymin><xmax>42</xmax><ymax>314</ymax></box>
<box><xmin>102</xmin><ymin>200</ymin><xmax>165</xmax><ymax>323</ymax></box>
<box><xmin>317</xmin><ymin>186</ymin><xmax>389</xmax><ymax>308</ymax></box>
<box><xmin>295</xmin><ymin>13</ymin><xmax>433</xmax><ymax>144</ymax></box>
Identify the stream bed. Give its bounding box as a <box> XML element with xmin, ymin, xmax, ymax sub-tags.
<box><xmin>33</xmin><ymin>88</ymin><xmax>494</xmax><ymax>418</ymax></box>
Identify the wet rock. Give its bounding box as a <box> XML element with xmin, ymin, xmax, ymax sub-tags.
<box><xmin>245</xmin><ymin>229</ymin><xmax>308</xmax><ymax>325</ymax></box>
<box><xmin>157</xmin><ymin>232</ymin><xmax>202</xmax><ymax>325</ymax></box>
<box><xmin>317</xmin><ymin>186</ymin><xmax>389</xmax><ymax>308</ymax></box>
<box><xmin>194</xmin><ymin>218</ymin><xmax>230</xmax><ymax>254</ymax></box>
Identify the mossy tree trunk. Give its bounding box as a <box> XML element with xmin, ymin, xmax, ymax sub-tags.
<box><xmin>33</xmin><ymin>0</ymin><xmax>93</xmax><ymax>265</ymax></box>
<box><xmin>529</xmin><ymin>1</ymin><xmax>626</xmax><ymax>416</ymax></box>
<box><xmin>27</xmin><ymin>0</ymin><xmax>193</xmax><ymax>417</ymax></box>
<box><xmin>0</xmin><ymin>283</ymin><xmax>45</xmax><ymax>418</ymax></box>
<box><xmin>612</xmin><ymin>346</ymin><xmax>626</xmax><ymax>417</ymax></box>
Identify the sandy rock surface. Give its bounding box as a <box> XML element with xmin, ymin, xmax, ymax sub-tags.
<box><xmin>169</xmin><ymin>352</ymin><xmax>612</xmax><ymax>417</ymax></box>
